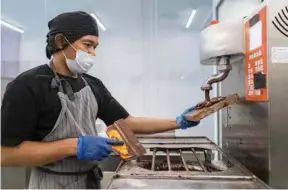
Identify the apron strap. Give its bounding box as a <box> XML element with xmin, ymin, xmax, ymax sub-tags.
<box><xmin>79</xmin><ymin>75</ymin><xmax>89</xmax><ymax>86</ymax></box>
<box><xmin>48</xmin><ymin>61</ymin><xmax>75</xmax><ymax>101</ymax></box>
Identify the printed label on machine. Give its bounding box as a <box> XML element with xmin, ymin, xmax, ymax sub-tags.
<box><xmin>271</xmin><ymin>47</ymin><xmax>288</xmax><ymax>63</ymax></box>
<box><xmin>245</xmin><ymin>6</ymin><xmax>268</xmax><ymax>101</ymax></box>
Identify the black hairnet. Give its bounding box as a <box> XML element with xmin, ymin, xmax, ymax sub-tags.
<box><xmin>46</xmin><ymin>11</ymin><xmax>99</xmax><ymax>59</ymax></box>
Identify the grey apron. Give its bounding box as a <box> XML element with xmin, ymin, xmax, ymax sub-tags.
<box><xmin>28</xmin><ymin>62</ymin><xmax>103</xmax><ymax>189</ymax></box>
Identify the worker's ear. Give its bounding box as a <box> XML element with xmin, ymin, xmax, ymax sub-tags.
<box><xmin>54</xmin><ymin>34</ymin><xmax>68</xmax><ymax>50</ymax></box>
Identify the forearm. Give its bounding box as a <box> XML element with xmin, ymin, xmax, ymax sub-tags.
<box><xmin>1</xmin><ymin>138</ymin><xmax>77</xmax><ymax>167</ymax></box>
<box><xmin>125</xmin><ymin>116</ymin><xmax>179</xmax><ymax>134</ymax></box>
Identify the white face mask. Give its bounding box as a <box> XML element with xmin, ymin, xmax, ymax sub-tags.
<box><xmin>62</xmin><ymin>43</ymin><xmax>95</xmax><ymax>74</ymax></box>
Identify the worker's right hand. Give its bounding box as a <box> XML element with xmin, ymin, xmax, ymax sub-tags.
<box><xmin>76</xmin><ymin>136</ymin><xmax>123</xmax><ymax>161</ymax></box>
<box><xmin>176</xmin><ymin>106</ymin><xmax>200</xmax><ymax>129</ymax></box>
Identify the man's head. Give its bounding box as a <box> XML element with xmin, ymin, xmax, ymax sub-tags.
<box><xmin>46</xmin><ymin>11</ymin><xmax>99</xmax><ymax>62</ymax></box>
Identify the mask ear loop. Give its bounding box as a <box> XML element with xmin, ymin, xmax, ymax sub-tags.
<box><xmin>61</xmin><ymin>50</ymin><xmax>69</xmax><ymax>60</ymax></box>
<box><xmin>60</xmin><ymin>35</ymin><xmax>76</xmax><ymax>59</ymax></box>
<box><xmin>62</xmin><ymin>35</ymin><xmax>78</xmax><ymax>52</ymax></box>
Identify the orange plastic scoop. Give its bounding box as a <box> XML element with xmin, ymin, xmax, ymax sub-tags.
<box><xmin>106</xmin><ymin>119</ymin><xmax>146</xmax><ymax>160</ymax></box>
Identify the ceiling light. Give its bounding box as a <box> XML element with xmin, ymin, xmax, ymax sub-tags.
<box><xmin>90</xmin><ymin>13</ymin><xmax>107</xmax><ymax>31</ymax></box>
<box><xmin>185</xmin><ymin>9</ymin><xmax>197</xmax><ymax>29</ymax></box>
<box><xmin>0</xmin><ymin>20</ymin><xmax>24</xmax><ymax>33</ymax></box>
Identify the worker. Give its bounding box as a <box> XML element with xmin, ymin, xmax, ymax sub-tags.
<box><xmin>1</xmin><ymin>11</ymin><xmax>200</xmax><ymax>189</ymax></box>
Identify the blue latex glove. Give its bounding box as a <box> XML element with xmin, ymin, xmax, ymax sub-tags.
<box><xmin>176</xmin><ymin>106</ymin><xmax>200</xmax><ymax>129</ymax></box>
<box><xmin>77</xmin><ymin>136</ymin><xmax>123</xmax><ymax>161</ymax></box>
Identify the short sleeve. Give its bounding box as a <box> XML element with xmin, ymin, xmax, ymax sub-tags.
<box><xmin>97</xmin><ymin>82</ymin><xmax>129</xmax><ymax>126</ymax></box>
<box><xmin>1</xmin><ymin>80</ymin><xmax>39</xmax><ymax>146</ymax></box>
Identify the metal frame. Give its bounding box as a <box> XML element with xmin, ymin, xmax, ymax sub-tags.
<box><xmin>212</xmin><ymin>0</ymin><xmax>225</xmax><ymax>147</ymax></box>
<box><xmin>106</xmin><ymin>136</ymin><xmax>269</xmax><ymax>189</ymax></box>
<box><xmin>148</xmin><ymin>147</ymin><xmax>208</xmax><ymax>172</ymax></box>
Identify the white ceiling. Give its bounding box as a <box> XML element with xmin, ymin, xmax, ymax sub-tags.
<box><xmin>1</xmin><ymin>0</ymin><xmax>213</xmax><ymax>33</ymax></box>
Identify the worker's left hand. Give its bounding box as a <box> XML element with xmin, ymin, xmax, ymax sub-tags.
<box><xmin>176</xmin><ymin>106</ymin><xmax>200</xmax><ymax>129</ymax></box>
<box><xmin>76</xmin><ymin>136</ymin><xmax>123</xmax><ymax>161</ymax></box>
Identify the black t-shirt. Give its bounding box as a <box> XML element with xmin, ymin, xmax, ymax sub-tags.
<box><xmin>1</xmin><ymin>64</ymin><xmax>129</xmax><ymax>146</ymax></box>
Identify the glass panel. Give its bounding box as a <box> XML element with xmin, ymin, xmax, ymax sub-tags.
<box><xmin>151</xmin><ymin>0</ymin><xmax>214</xmax><ymax>139</ymax></box>
<box><xmin>1</xmin><ymin>0</ymin><xmax>47</xmax><ymax>73</ymax></box>
<box><xmin>1</xmin><ymin>0</ymin><xmax>215</xmax><ymax>139</ymax></box>
<box><xmin>1</xmin><ymin>26</ymin><xmax>21</xmax><ymax>78</ymax></box>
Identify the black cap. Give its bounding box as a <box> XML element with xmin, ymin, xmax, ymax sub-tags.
<box><xmin>46</xmin><ymin>11</ymin><xmax>99</xmax><ymax>59</ymax></box>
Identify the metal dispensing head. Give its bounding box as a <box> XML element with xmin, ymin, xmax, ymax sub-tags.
<box><xmin>199</xmin><ymin>19</ymin><xmax>245</xmax><ymax>101</ymax></box>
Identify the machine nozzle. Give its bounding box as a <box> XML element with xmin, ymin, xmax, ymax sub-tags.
<box><xmin>201</xmin><ymin>56</ymin><xmax>232</xmax><ymax>101</ymax></box>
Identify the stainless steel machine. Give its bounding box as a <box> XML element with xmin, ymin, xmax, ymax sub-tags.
<box><xmin>201</xmin><ymin>0</ymin><xmax>288</xmax><ymax>188</ymax></box>
<box><xmin>220</xmin><ymin>0</ymin><xmax>288</xmax><ymax>188</ymax></box>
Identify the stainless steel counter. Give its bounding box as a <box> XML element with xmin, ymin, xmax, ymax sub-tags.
<box><xmin>108</xmin><ymin>177</ymin><xmax>268</xmax><ymax>189</ymax></box>
<box><xmin>104</xmin><ymin>136</ymin><xmax>269</xmax><ymax>189</ymax></box>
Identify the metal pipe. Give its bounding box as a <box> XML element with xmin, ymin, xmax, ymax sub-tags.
<box><xmin>204</xmin><ymin>150</ymin><xmax>208</xmax><ymax>161</ymax></box>
<box><xmin>191</xmin><ymin>148</ymin><xmax>208</xmax><ymax>172</ymax></box>
<box><xmin>204</xmin><ymin>149</ymin><xmax>212</xmax><ymax>163</ymax></box>
<box><xmin>151</xmin><ymin>148</ymin><xmax>157</xmax><ymax>171</ymax></box>
<box><xmin>179</xmin><ymin>149</ymin><xmax>189</xmax><ymax>171</ymax></box>
<box><xmin>203</xmin><ymin>70</ymin><xmax>230</xmax><ymax>86</ymax></box>
<box><xmin>201</xmin><ymin>70</ymin><xmax>230</xmax><ymax>102</ymax></box>
<box><xmin>166</xmin><ymin>149</ymin><xmax>172</xmax><ymax>171</ymax></box>
<box><xmin>205</xmin><ymin>90</ymin><xmax>211</xmax><ymax>101</ymax></box>
<box><xmin>201</xmin><ymin>56</ymin><xmax>231</xmax><ymax>101</ymax></box>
